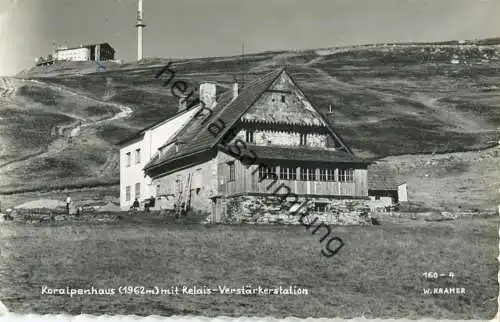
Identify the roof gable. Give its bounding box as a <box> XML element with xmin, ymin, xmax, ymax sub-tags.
<box><xmin>241</xmin><ymin>71</ymin><xmax>326</xmax><ymax>126</ymax></box>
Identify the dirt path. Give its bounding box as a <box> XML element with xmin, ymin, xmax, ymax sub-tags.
<box><xmin>0</xmin><ymin>77</ymin><xmax>133</xmax><ymax>174</ymax></box>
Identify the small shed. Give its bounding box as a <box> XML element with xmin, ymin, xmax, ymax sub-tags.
<box><xmin>367</xmin><ymin>162</ymin><xmax>407</xmax><ymax>210</ymax></box>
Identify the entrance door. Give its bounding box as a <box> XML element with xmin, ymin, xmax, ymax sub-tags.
<box><xmin>211</xmin><ymin>199</ymin><xmax>217</xmax><ymax>223</ymax></box>
<box><xmin>212</xmin><ymin>197</ymin><xmax>227</xmax><ymax>223</ymax></box>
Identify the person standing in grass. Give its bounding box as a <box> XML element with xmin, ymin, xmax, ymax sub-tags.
<box><xmin>66</xmin><ymin>195</ymin><xmax>72</xmax><ymax>215</ymax></box>
<box><xmin>131</xmin><ymin>198</ymin><xmax>140</xmax><ymax>211</ymax></box>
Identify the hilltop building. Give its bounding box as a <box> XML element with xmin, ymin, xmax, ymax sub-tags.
<box><xmin>119</xmin><ymin>68</ymin><xmax>374</xmax><ymax>222</ymax></box>
<box><xmin>55</xmin><ymin>43</ymin><xmax>115</xmax><ymax>61</ymax></box>
<box><xmin>35</xmin><ymin>43</ymin><xmax>116</xmax><ymax>67</ymax></box>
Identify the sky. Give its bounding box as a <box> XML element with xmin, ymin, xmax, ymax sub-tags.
<box><xmin>0</xmin><ymin>0</ymin><xmax>499</xmax><ymax>76</ymax></box>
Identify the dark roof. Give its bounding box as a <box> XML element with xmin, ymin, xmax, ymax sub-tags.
<box><xmin>142</xmin><ymin>90</ymin><xmax>236</xmax><ymax>169</ymax></box>
<box><xmin>367</xmin><ymin>162</ymin><xmax>399</xmax><ymax>191</ymax></box>
<box><xmin>144</xmin><ymin>67</ymin><xmax>364</xmax><ymax>173</ymax></box>
<box><xmin>144</xmin><ymin>68</ymin><xmax>284</xmax><ymax>170</ymax></box>
<box><xmin>230</xmin><ymin>145</ymin><xmax>370</xmax><ymax>164</ymax></box>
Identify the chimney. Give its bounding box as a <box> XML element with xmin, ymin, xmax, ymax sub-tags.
<box><xmin>232</xmin><ymin>81</ymin><xmax>239</xmax><ymax>100</ymax></box>
<box><xmin>326</xmin><ymin>104</ymin><xmax>335</xmax><ymax>125</ymax></box>
<box><xmin>199</xmin><ymin>82</ymin><xmax>217</xmax><ymax>108</ymax></box>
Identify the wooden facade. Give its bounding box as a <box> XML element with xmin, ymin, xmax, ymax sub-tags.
<box><xmin>144</xmin><ymin>68</ymin><xmax>372</xmax><ymax>221</ymax></box>
<box><xmin>216</xmin><ymin>151</ymin><xmax>368</xmax><ymax>198</ymax></box>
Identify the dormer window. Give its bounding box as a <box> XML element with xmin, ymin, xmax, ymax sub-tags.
<box><xmin>246</xmin><ymin>130</ymin><xmax>254</xmax><ymax>143</ymax></box>
<box><xmin>300</xmin><ymin>133</ymin><xmax>307</xmax><ymax>146</ymax></box>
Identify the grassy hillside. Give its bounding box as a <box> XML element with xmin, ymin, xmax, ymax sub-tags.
<box><xmin>1</xmin><ymin>218</ymin><xmax>497</xmax><ymax>318</ymax></box>
<box><xmin>0</xmin><ymin>40</ymin><xmax>499</xmax><ymax>210</ymax></box>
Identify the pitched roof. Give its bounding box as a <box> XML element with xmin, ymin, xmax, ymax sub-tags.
<box><xmin>226</xmin><ymin>145</ymin><xmax>370</xmax><ymax>164</ymax></box>
<box><xmin>144</xmin><ymin>67</ymin><xmax>363</xmax><ymax>173</ymax></box>
<box><xmin>144</xmin><ymin>68</ymin><xmax>284</xmax><ymax>171</ymax></box>
<box><xmin>367</xmin><ymin>162</ymin><xmax>399</xmax><ymax>191</ymax></box>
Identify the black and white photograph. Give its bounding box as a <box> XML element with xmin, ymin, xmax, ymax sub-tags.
<box><xmin>0</xmin><ymin>0</ymin><xmax>499</xmax><ymax>321</ymax></box>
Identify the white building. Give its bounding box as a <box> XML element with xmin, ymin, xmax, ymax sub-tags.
<box><xmin>118</xmin><ymin>104</ymin><xmax>201</xmax><ymax>210</ymax></box>
<box><xmin>54</xmin><ymin>43</ymin><xmax>115</xmax><ymax>62</ymax></box>
<box><xmin>55</xmin><ymin>47</ymin><xmax>91</xmax><ymax>61</ymax></box>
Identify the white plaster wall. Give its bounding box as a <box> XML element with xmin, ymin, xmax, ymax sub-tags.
<box><xmin>120</xmin><ymin>106</ymin><xmax>201</xmax><ymax>210</ymax></box>
<box><xmin>142</xmin><ymin>107</ymin><xmax>200</xmax><ymax>198</ymax></box>
<box><xmin>120</xmin><ymin>140</ymin><xmax>145</xmax><ymax>210</ymax></box>
<box><xmin>56</xmin><ymin>48</ymin><xmax>90</xmax><ymax>61</ymax></box>
<box><xmin>398</xmin><ymin>183</ymin><xmax>408</xmax><ymax>202</ymax></box>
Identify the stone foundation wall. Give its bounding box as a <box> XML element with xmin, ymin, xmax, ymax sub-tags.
<box><xmin>224</xmin><ymin>195</ymin><xmax>372</xmax><ymax>225</ymax></box>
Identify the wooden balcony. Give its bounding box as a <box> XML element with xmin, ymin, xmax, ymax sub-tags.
<box><xmin>223</xmin><ymin>178</ymin><xmax>358</xmax><ymax>197</ymax></box>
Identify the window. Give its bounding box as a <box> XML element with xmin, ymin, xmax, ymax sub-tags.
<box><xmin>314</xmin><ymin>203</ymin><xmax>327</xmax><ymax>212</ymax></box>
<box><xmin>300</xmin><ymin>168</ymin><xmax>307</xmax><ymax>181</ymax></box>
<box><xmin>228</xmin><ymin>161</ymin><xmax>235</xmax><ymax>182</ymax></box>
<box><xmin>280</xmin><ymin>167</ymin><xmax>287</xmax><ymax>180</ymax></box>
<box><xmin>300</xmin><ymin>168</ymin><xmax>315</xmax><ymax>181</ymax></box>
<box><xmin>175</xmin><ymin>179</ymin><xmax>181</xmax><ymax>193</ymax></box>
<box><xmin>319</xmin><ymin>169</ymin><xmax>327</xmax><ymax>181</ymax></box>
<box><xmin>156</xmin><ymin>183</ymin><xmax>160</xmax><ymax>196</ymax></box>
<box><xmin>135</xmin><ymin>182</ymin><xmax>141</xmax><ymax>199</ymax></box>
<box><xmin>193</xmin><ymin>168</ymin><xmax>202</xmax><ymax>188</ymax></box>
<box><xmin>245</xmin><ymin>130</ymin><xmax>254</xmax><ymax>143</ymax></box>
<box><xmin>300</xmin><ymin>134</ymin><xmax>307</xmax><ymax>146</ymax></box>
<box><xmin>327</xmin><ymin>169</ymin><xmax>335</xmax><ymax>181</ymax></box>
<box><xmin>308</xmin><ymin>168</ymin><xmax>316</xmax><ymax>181</ymax></box>
<box><xmin>339</xmin><ymin>169</ymin><xmax>354</xmax><ymax>182</ymax></box>
<box><xmin>259</xmin><ymin>165</ymin><xmax>276</xmax><ymax>180</ymax></box>
<box><xmin>135</xmin><ymin>149</ymin><xmax>141</xmax><ymax>164</ymax></box>
<box><xmin>280</xmin><ymin>166</ymin><xmax>297</xmax><ymax>180</ymax></box>
<box><xmin>319</xmin><ymin>168</ymin><xmax>336</xmax><ymax>181</ymax></box>
<box><xmin>281</xmin><ymin>95</ymin><xmax>286</xmax><ymax>103</ymax></box>
<box><xmin>125</xmin><ymin>186</ymin><xmax>131</xmax><ymax>201</ymax></box>
<box><xmin>267</xmin><ymin>166</ymin><xmax>277</xmax><ymax>179</ymax></box>
<box><xmin>125</xmin><ymin>152</ymin><xmax>131</xmax><ymax>167</ymax></box>
<box><xmin>259</xmin><ymin>166</ymin><xmax>266</xmax><ymax>180</ymax></box>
